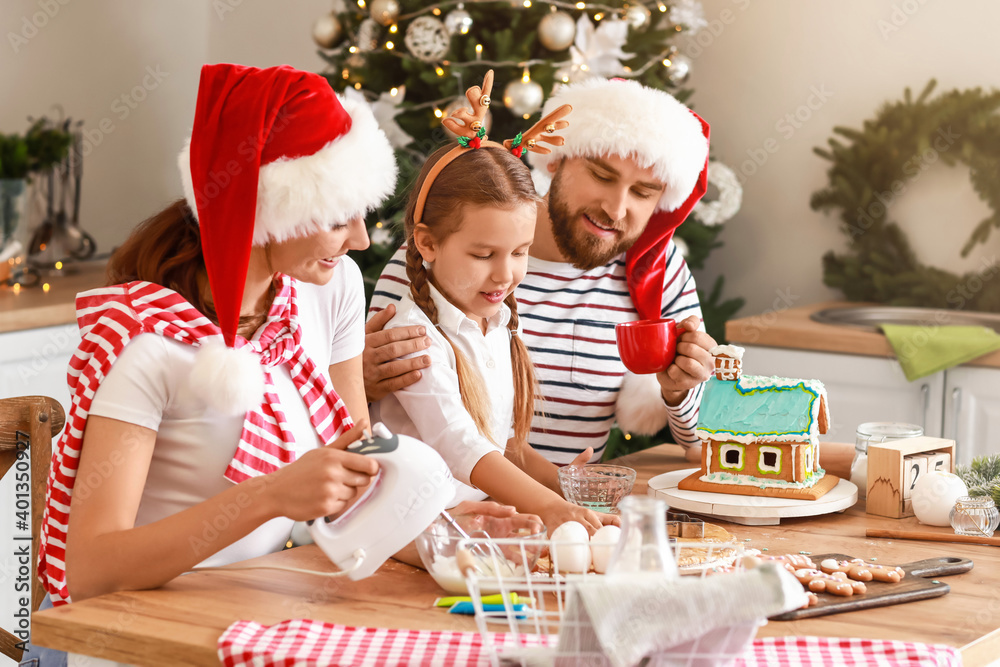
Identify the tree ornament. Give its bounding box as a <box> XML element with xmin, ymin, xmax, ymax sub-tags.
<box><xmin>666</xmin><ymin>53</ymin><xmax>692</xmax><ymax>85</ymax></box>
<box><xmin>503</xmin><ymin>78</ymin><xmax>544</xmax><ymax>117</ymax></box>
<box><xmin>812</xmin><ymin>79</ymin><xmax>1000</xmax><ymax>311</ymax></box>
<box><xmin>669</xmin><ymin>0</ymin><xmax>708</xmax><ymax>35</ymax></box>
<box><xmin>369</xmin><ymin>0</ymin><xmax>400</xmax><ymax>26</ymax></box>
<box><xmin>312</xmin><ymin>12</ymin><xmax>343</xmax><ymax>49</ymax></box>
<box><xmin>538</xmin><ymin>10</ymin><xmax>576</xmax><ymax>51</ymax></box>
<box><xmin>404</xmin><ymin>16</ymin><xmax>450</xmax><ymax>62</ymax></box>
<box><xmin>693</xmin><ymin>162</ymin><xmax>743</xmax><ymax>227</ymax></box>
<box><xmin>356</xmin><ymin>18</ymin><xmax>380</xmax><ymax>52</ymax></box>
<box><xmin>444</xmin><ymin>3</ymin><xmax>474</xmax><ymax>35</ymax></box>
<box><xmin>442</xmin><ymin>98</ymin><xmax>492</xmax><ymax>140</ymax></box>
<box><xmin>570</xmin><ymin>15</ymin><xmax>633</xmax><ymax>78</ymax></box>
<box><xmin>624</xmin><ymin>3</ymin><xmax>652</xmax><ymax>32</ymax></box>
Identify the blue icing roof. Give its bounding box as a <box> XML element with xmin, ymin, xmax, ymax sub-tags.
<box><xmin>697</xmin><ymin>375</ymin><xmax>825</xmax><ymax>441</ymax></box>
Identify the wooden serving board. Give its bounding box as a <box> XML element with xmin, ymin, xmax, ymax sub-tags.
<box><xmin>769</xmin><ymin>553</ymin><xmax>973</xmax><ymax>621</ymax></box>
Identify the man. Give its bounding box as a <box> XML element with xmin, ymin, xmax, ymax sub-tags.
<box><xmin>365</xmin><ymin>77</ymin><xmax>716</xmax><ymax>464</ymax></box>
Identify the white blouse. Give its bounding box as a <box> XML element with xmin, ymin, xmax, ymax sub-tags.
<box><xmin>370</xmin><ymin>283</ymin><xmax>517</xmax><ymax>507</ymax></box>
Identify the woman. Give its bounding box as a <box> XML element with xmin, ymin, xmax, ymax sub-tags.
<box><xmin>38</xmin><ymin>64</ymin><xmax>399</xmax><ymax>611</ymax></box>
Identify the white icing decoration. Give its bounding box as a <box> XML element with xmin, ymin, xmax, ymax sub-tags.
<box><xmin>710</xmin><ymin>344</ymin><xmax>745</xmax><ymax>360</ymax></box>
<box><xmin>699</xmin><ymin>469</ymin><xmax>826</xmax><ymax>489</ymax></box>
<box><xmin>820</xmin><ymin>559</ymin><xmax>839</xmax><ymax>570</ymax></box>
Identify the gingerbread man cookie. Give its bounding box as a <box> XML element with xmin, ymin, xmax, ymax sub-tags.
<box><xmin>794</xmin><ymin>568</ymin><xmax>867</xmax><ymax>596</ymax></box>
<box><xmin>820</xmin><ymin>558</ymin><xmax>904</xmax><ymax>583</ymax></box>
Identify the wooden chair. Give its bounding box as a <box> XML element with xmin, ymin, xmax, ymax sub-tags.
<box><xmin>0</xmin><ymin>396</ymin><xmax>65</xmax><ymax>662</ymax></box>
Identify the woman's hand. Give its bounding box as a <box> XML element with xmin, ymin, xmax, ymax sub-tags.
<box><xmin>262</xmin><ymin>422</ymin><xmax>380</xmax><ymax>521</ymax></box>
<box><xmin>537</xmin><ymin>498</ymin><xmax>620</xmax><ymax>535</ymax></box>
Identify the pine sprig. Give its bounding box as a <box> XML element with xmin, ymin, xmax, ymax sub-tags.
<box><xmin>956</xmin><ymin>454</ymin><xmax>1000</xmax><ymax>505</ymax></box>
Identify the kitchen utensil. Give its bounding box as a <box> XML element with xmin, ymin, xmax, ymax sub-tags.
<box><xmin>866</xmin><ymin>528</ymin><xmax>1000</xmax><ymax>547</ymax></box>
<box><xmin>307</xmin><ymin>422</ymin><xmax>456</xmax><ymax>580</ymax></box>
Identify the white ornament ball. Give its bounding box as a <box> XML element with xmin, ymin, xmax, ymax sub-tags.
<box><xmin>503</xmin><ymin>79</ymin><xmax>544</xmax><ymax>117</ymax></box>
<box><xmin>369</xmin><ymin>0</ymin><xmax>400</xmax><ymax>26</ymax></box>
<box><xmin>625</xmin><ymin>4</ymin><xmax>652</xmax><ymax>31</ymax></box>
<box><xmin>666</xmin><ymin>53</ymin><xmax>692</xmax><ymax>85</ymax></box>
<box><xmin>551</xmin><ymin>521</ymin><xmax>591</xmax><ymax>573</ymax></box>
<box><xmin>312</xmin><ymin>12</ymin><xmax>343</xmax><ymax>49</ymax></box>
<box><xmin>444</xmin><ymin>4</ymin><xmax>474</xmax><ymax>35</ymax></box>
<box><xmin>404</xmin><ymin>16</ymin><xmax>451</xmax><ymax>62</ymax></box>
<box><xmin>442</xmin><ymin>99</ymin><xmax>492</xmax><ymax>140</ymax></box>
<box><xmin>912</xmin><ymin>471</ymin><xmax>969</xmax><ymax>527</ymax></box>
<box><xmin>590</xmin><ymin>525</ymin><xmax>622</xmax><ymax>574</ymax></box>
<box><xmin>356</xmin><ymin>18</ymin><xmax>380</xmax><ymax>52</ymax></box>
<box><xmin>538</xmin><ymin>10</ymin><xmax>576</xmax><ymax>51</ymax></box>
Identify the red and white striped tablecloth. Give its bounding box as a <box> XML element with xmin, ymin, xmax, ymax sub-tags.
<box><xmin>218</xmin><ymin>619</ymin><xmax>962</xmax><ymax>666</ymax></box>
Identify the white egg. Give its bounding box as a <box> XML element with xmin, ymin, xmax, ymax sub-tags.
<box><xmin>550</xmin><ymin>521</ymin><xmax>591</xmax><ymax>573</ymax></box>
<box><xmin>912</xmin><ymin>471</ymin><xmax>969</xmax><ymax>526</ymax></box>
<box><xmin>590</xmin><ymin>525</ymin><xmax>622</xmax><ymax>574</ymax></box>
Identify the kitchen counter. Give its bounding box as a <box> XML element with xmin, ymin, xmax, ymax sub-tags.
<box><xmin>725</xmin><ymin>301</ymin><xmax>1000</xmax><ymax>369</ymax></box>
<box><xmin>0</xmin><ymin>264</ymin><xmax>107</xmax><ymax>334</ymax></box>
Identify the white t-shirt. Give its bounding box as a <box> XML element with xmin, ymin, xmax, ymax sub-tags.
<box><xmin>85</xmin><ymin>258</ymin><xmax>365</xmax><ymax>569</ymax></box>
<box><xmin>370</xmin><ymin>282</ymin><xmax>516</xmax><ymax>508</ymax></box>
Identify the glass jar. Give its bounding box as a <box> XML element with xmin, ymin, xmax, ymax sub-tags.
<box><xmin>852</xmin><ymin>422</ymin><xmax>924</xmax><ymax>499</ymax></box>
<box><xmin>603</xmin><ymin>495</ymin><xmax>678</xmax><ymax>580</ymax></box>
<box><xmin>949</xmin><ymin>496</ymin><xmax>1000</xmax><ymax>537</ymax></box>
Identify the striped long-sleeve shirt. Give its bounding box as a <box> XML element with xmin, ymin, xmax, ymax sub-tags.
<box><xmin>369</xmin><ymin>241</ymin><xmax>706</xmax><ymax>464</ymax></box>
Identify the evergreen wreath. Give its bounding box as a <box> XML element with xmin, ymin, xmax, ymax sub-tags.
<box><xmin>811</xmin><ymin>80</ymin><xmax>1000</xmax><ymax>312</ymax></box>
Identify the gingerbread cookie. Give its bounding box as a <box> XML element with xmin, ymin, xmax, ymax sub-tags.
<box><xmin>820</xmin><ymin>558</ymin><xmax>904</xmax><ymax>583</ymax></box>
<box><xmin>794</xmin><ymin>568</ymin><xmax>867</xmax><ymax>596</ymax></box>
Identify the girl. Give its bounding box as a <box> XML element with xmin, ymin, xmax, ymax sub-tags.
<box><xmin>371</xmin><ymin>77</ymin><xmax>617</xmax><ymax>534</ymax></box>
<box><xmin>38</xmin><ymin>64</ymin><xmax>398</xmax><ymax>612</ymax></box>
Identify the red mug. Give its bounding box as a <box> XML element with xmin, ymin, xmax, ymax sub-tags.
<box><xmin>615</xmin><ymin>319</ymin><xmax>685</xmax><ymax>375</ymax></box>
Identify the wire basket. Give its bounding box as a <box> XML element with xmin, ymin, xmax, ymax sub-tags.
<box><xmin>459</xmin><ymin>536</ymin><xmax>760</xmax><ymax>667</ymax></box>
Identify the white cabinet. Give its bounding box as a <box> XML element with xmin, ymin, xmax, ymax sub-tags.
<box><xmin>0</xmin><ymin>323</ymin><xmax>79</xmax><ymax>411</ymax></box>
<box><xmin>944</xmin><ymin>366</ymin><xmax>1000</xmax><ymax>465</ymax></box>
<box><xmin>738</xmin><ymin>345</ymin><xmax>1000</xmax><ymax>466</ymax></box>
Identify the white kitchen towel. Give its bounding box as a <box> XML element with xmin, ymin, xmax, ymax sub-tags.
<box><xmin>555</xmin><ymin>563</ymin><xmax>807</xmax><ymax>667</ymax></box>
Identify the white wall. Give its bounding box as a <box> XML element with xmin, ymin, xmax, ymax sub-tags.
<box><xmin>685</xmin><ymin>0</ymin><xmax>1000</xmax><ymax>318</ymax></box>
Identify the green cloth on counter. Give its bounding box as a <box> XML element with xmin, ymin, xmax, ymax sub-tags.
<box><xmin>881</xmin><ymin>324</ymin><xmax>1000</xmax><ymax>382</ymax></box>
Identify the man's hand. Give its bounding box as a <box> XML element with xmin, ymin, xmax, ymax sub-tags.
<box><xmin>364</xmin><ymin>304</ymin><xmax>432</xmax><ymax>403</ymax></box>
<box><xmin>656</xmin><ymin>315</ymin><xmax>716</xmax><ymax>406</ymax></box>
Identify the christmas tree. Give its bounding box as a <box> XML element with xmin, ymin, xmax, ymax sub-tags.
<box><xmin>313</xmin><ymin>0</ymin><xmax>744</xmax><ymax>456</ymax></box>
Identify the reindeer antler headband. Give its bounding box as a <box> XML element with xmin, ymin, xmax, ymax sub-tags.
<box><xmin>413</xmin><ymin>69</ymin><xmax>572</xmax><ymax>224</ymax></box>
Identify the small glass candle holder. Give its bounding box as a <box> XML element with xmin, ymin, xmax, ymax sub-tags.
<box><xmin>949</xmin><ymin>496</ymin><xmax>1000</xmax><ymax>538</ymax></box>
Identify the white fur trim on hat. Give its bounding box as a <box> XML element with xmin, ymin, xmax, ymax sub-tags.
<box><xmin>528</xmin><ymin>78</ymin><xmax>708</xmax><ymax>213</ymax></box>
<box><xmin>615</xmin><ymin>371</ymin><xmax>670</xmax><ymax>435</ymax></box>
<box><xmin>189</xmin><ymin>339</ymin><xmax>266</xmax><ymax>416</ymax></box>
<box><xmin>179</xmin><ymin>94</ymin><xmax>398</xmax><ymax>246</ymax></box>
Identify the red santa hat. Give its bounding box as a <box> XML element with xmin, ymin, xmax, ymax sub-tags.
<box><xmin>529</xmin><ymin>78</ymin><xmax>710</xmax><ymax>321</ymax></box>
<box><xmin>177</xmin><ymin>63</ymin><xmax>396</xmax><ymax>414</ymax></box>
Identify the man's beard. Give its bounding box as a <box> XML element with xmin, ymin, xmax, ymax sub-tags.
<box><xmin>547</xmin><ymin>167</ymin><xmax>644</xmax><ymax>271</ymax></box>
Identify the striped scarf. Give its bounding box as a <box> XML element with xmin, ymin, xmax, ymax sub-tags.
<box><xmin>39</xmin><ymin>275</ymin><xmax>353</xmax><ymax>605</ymax></box>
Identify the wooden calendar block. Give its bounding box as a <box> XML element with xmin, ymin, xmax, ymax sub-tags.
<box><xmin>902</xmin><ymin>456</ymin><xmax>928</xmax><ymax>500</ymax></box>
<box><xmin>926</xmin><ymin>451</ymin><xmax>952</xmax><ymax>474</ymax></box>
<box><xmin>867</xmin><ymin>436</ymin><xmax>956</xmax><ymax>519</ymax></box>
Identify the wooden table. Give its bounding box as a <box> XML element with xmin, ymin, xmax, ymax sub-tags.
<box><xmin>32</xmin><ymin>445</ymin><xmax>1000</xmax><ymax>666</ymax></box>
<box><xmin>0</xmin><ymin>262</ymin><xmax>106</xmax><ymax>333</ymax></box>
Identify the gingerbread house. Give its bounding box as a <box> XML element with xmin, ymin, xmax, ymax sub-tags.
<box><xmin>677</xmin><ymin>345</ymin><xmax>840</xmax><ymax>500</ymax></box>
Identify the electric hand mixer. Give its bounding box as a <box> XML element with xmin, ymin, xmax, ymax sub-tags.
<box><xmin>308</xmin><ymin>422</ymin><xmax>497</xmax><ymax>579</ymax></box>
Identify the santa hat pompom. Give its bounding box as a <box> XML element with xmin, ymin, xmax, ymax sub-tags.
<box><xmin>190</xmin><ymin>339</ymin><xmax>266</xmax><ymax>416</ymax></box>
<box><xmin>615</xmin><ymin>372</ymin><xmax>670</xmax><ymax>436</ymax></box>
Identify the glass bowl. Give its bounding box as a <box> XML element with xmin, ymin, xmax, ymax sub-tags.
<box><xmin>415</xmin><ymin>513</ymin><xmax>546</xmax><ymax>594</ymax></box>
<box><xmin>558</xmin><ymin>464</ymin><xmax>637</xmax><ymax>514</ymax></box>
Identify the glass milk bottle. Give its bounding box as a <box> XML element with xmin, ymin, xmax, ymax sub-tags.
<box><xmin>604</xmin><ymin>496</ymin><xmax>678</xmax><ymax>580</ymax></box>
<box><xmin>852</xmin><ymin>422</ymin><xmax>923</xmax><ymax>498</ymax></box>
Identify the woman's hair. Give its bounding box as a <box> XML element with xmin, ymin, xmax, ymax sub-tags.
<box><xmin>403</xmin><ymin>145</ymin><xmax>541</xmax><ymax>458</ymax></box>
<box><xmin>107</xmin><ymin>199</ymin><xmax>271</xmax><ymax>334</ymax></box>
